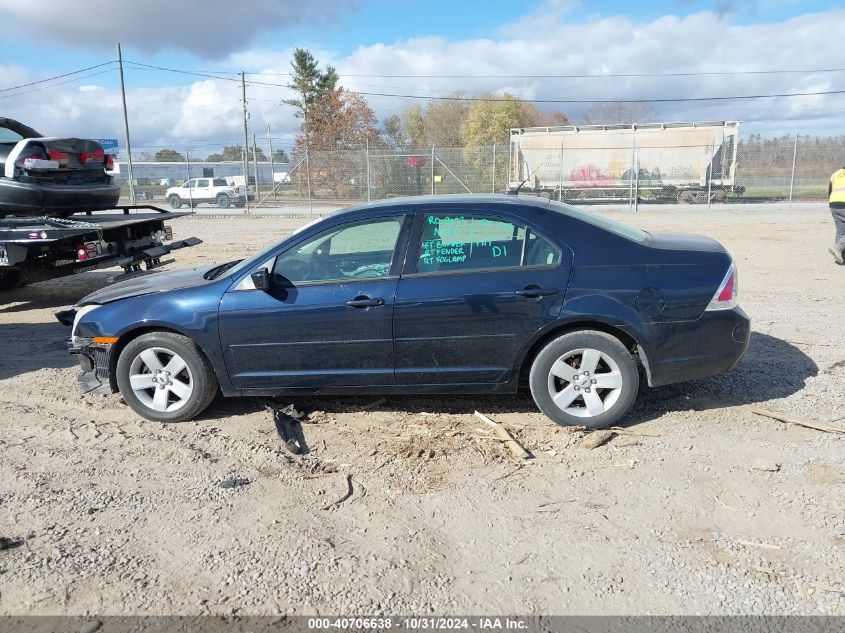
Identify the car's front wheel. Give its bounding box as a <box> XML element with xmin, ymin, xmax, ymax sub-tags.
<box><xmin>529</xmin><ymin>330</ymin><xmax>639</xmax><ymax>429</ymax></box>
<box><xmin>116</xmin><ymin>332</ymin><xmax>218</xmax><ymax>422</ymax></box>
<box><xmin>168</xmin><ymin>195</ymin><xmax>182</xmax><ymax>209</ymax></box>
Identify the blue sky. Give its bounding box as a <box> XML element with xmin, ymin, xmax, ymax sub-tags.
<box><xmin>0</xmin><ymin>0</ymin><xmax>843</xmax><ymax>151</ymax></box>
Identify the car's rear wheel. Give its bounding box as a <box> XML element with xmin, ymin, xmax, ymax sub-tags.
<box><xmin>216</xmin><ymin>194</ymin><xmax>231</xmax><ymax>208</ymax></box>
<box><xmin>0</xmin><ymin>268</ymin><xmax>26</xmax><ymax>292</ymax></box>
<box><xmin>529</xmin><ymin>330</ymin><xmax>639</xmax><ymax>429</ymax></box>
<box><xmin>116</xmin><ymin>332</ymin><xmax>218</xmax><ymax>422</ymax></box>
<box><xmin>168</xmin><ymin>195</ymin><xmax>182</xmax><ymax>209</ymax></box>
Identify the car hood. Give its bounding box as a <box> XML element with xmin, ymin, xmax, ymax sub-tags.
<box><xmin>78</xmin><ymin>264</ymin><xmax>220</xmax><ymax>306</ymax></box>
<box><xmin>646</xmin><ymin>233</ymin><xmax>726</xmax><ymax>253</ymax></box>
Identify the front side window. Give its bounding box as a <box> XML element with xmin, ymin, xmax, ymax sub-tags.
<box><xmin>417</xmin><ymin>214</ymin><xmax>526</xmax><ymax>273</ymax></box>
<box><xmin>272</xmin><ymin>217</ymin><xmax>403</xmax><ymax>284</ymax></box>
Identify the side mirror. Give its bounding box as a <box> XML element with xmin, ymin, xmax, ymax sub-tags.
<box><xmin>251</xmin><ymin>269</ymin><xmax>270</xmax><ymax>291</ymax></box>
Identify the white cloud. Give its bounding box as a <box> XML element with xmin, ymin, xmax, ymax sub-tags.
<box><xmin>0</xmin><ymin>0</ymin><xmax>362</xmax><ymax>58</ymax></box>
<box><xmin>3</xmin><ymin>8</ymin><xmax>845</xmax><ymax>152</ymax></box>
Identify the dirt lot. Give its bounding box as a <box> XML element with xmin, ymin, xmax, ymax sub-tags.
<box><xmin>0</xmin><ymin>202</ymin><xmax>843</xmax><ymax>616</ymax></box>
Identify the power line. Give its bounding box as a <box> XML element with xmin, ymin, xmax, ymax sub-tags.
<box><xmin>0</xmin><ymin>69</ymin><xmax>116</xmax><ymax>101</ymax></box>
<box><xmin>0</xmin><ymin>61</ymin><xmax>116</xmax><ymax>93</ymax></box>
<box><xmin>251</xmin><ymin>67</ymin><xmax>845</xmax><ymax>79</ymax></box>
<box><xmin>124</xmin><ymin>59</ymin><xmax>845</xmax><ymax>105</ymax></box>
<box><xmin>340</xmin><ymin>88</ymin><xmax>845</xmax><ymax>104</ymax></box>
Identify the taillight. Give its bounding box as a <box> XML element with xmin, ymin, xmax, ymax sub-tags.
<box><xmin>15</xmin><ymin>144</ymin><xmax>58</xmax><ymax>173</ymax></box>
<box><xmin>82</xmin><ymin>148</ymin><xmax>105</xmax><ymax>164</ymax></box>
<box><xmin>76</xmin><ymin>241</ymin><xmax>101</xmax><ymax>261</ymax></box>
<box><xmin>706</xmin><ymin>262</ymin><xmax>738</xmax><ymax>311</ymax></box>
<box><xmin>48</xmin><ymin>148</ymin><xmax>69</xmax><ymax>164</ymax></box>
<box><xmin>105</xmin><ymin>154</ymin><xmax>115</xmax><ymax>170</ymax></box>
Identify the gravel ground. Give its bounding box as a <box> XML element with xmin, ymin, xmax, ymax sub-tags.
<box><xmin>0</xmin><ymin>202</ymin><xmax>843</xmax><ymax>616</ymax></box>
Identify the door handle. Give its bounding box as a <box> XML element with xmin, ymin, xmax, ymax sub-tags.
<box><xmin>345</xmin><ymin>296</ymin><xmax>385</xmax><ymax>308</ymax></box>
<box><xmin>514</xmin><ymin>287</ymin><xmax>559</xmax><ymax>298</ymax></box>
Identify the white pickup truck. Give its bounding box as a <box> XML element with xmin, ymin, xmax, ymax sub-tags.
<box><xmin>165</xmin><ymin>177</ymin><xmax>253</xmax><ymax>209</ymax></box>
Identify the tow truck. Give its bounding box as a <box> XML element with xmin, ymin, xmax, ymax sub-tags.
<box><xmin>0</xmin><ymin>205</ymin><xmax>201</xmax><ymax>291</ymax></box>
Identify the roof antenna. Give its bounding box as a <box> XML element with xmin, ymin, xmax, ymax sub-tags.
<box><xmin>507</xmin><ymin>166</ymin><xmax>538</xmax><ymax>195</ymax></box>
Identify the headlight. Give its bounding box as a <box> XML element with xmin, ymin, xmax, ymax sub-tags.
<box><xmin>71</xmin><ymin>304</ymin><xmax>101</xmax><ymax>342</ymax></box>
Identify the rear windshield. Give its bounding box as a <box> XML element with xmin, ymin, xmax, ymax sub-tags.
<box><xmin>547</xmin><ymin>200</ymin><xmax>649</xmax><ymax>243</ymax></box>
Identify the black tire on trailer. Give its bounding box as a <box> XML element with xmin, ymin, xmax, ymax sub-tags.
<box><xmin>529</xmin><ymin>330</ymin><xmax>640</xmax><ymax>429</ymax></box>
<box><xmin>216</xmin><ymin>193</ymin><xmax>231</xmax><ymax>209</ymax></box>
<box><xmin>0</xmin><ymin>268</ymin><xmax>26</xmax><ymax>292</ymax></box>
<box><xmin>168</xmin><ymin>195</ymin><xmax>182</xmax><ymax>210</ymax></box>
<box><xmin>116</xmin><ymin>331</ymin><xmax>218</xmax><ymax>423</ymax></box>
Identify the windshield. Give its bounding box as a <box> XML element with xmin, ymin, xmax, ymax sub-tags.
<box><xmin>224</xmin><ymin>216</ymin><xmax>325</xmax><ymax>279</ymax></box>
<box><xmin>547</xmin><ymin>199</ymin><xmax>650</xmax><ymax>243</ymax></box>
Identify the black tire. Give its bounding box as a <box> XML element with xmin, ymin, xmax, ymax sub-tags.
<box><xmin>529</xmin><ymin>330</ymin><xmax>639</xmax><ymax>429</ymax></box>
<box><xmin>216</xmin><ymin>194</ymin><xmax>231</xmax><ymax>208</ymax></box>
<box><xmin>0</xmin><ymin>268</ymin><xmax>26</xmax><ymax>292</ymax></box>
<box><xmin>168</xmin><ymin>195</ymin><xmax>182</xmax><ymax>210</ymax></box>
<box><xmin>116</xmin><ymin>331</ymin><xmax>218</xmax><ymax>422</ymax></box>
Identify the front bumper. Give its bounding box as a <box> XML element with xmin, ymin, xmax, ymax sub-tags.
<box><xmin>633</xmin><ymin>306</ymin><xmax>751</xmax><ymax>387</ymax></box>
<box><xmin>68</xmin><ymin>338</ymin><xmax>115</xmax><ymax>395</ymax></box>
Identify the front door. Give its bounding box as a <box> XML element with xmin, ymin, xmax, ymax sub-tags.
<box><xmin>218</xmin><ymin>215</ymin><xmax>410</xmax><ymax>390</ymax></box>
<box><xmin>394</xmin><ymin>211</ymin><xmax>571</xmax><ymax>385</ymax></box>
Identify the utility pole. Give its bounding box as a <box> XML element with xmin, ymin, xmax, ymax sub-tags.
<box><xmin>240</xmin><ymin>71</ymin><xmax>250</xmax><ymax>214</ymax></box>
<box><xmin>117</xmin><ymin>42</ymin><xmax>135</xmax><ymax>205</ymax></box>
<box><xmin>267</xmin><ymin>123</ymin><xmax>276</xmax><ymax>200</ymax></box>
<box><xmin>252</xmin><ymin>133</ymin><xmax>260</xmax><ymax>204</ymax></box>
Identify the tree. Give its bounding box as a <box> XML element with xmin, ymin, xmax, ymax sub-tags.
<box><xmin>272</xmin><ymin>149</ymin><xmax>290</xmax><ymax>163</ymax></box>
<box><xmin>220</xmin><ymin>146</ymin><xmax>248</xmax><ymax>161</ymax></box>
<box><xmin>206</xmin><ymin>153</ymin><xmax>223</xmax><ymax>162</ymax></box>
<box><xmin>153</xmin><ymin>148</ymin><xmax>185</xmax><ymax>162</ymax></box>
<box><xmin>380</xmin><ymin>114</ymin><xmax>408</xmax><ymax>149</ymax></box>
<box><xmin>284</xmin><ymin>48</ymin><xmax>338</xmax><ymax>122</ymax></box>
<box><xmin>462</xmin><ymin>94</ymin><xmax>545</xmax><ymax>146</ymax></box>
<box><xmin>580</xmin><ymin>102</ymin><xmax>656</xmax><ymax>125</ymax></box>
<box><xmin>401</xmin><ymin>105</ymin><xmax>427</xmax><ymax>147</ymax></box>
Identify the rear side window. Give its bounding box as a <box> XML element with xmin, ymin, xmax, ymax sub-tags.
<box><xmin>0</xmin><ymin>127</ymin><xmax>24</xmax><ymax>143</ymax></box>
<box><xmin>213</xmin><ymin>178</ymin><xmax>227</xmax><ymax>186</ymax></box>
<box><xmin>525</xmin><ymin>230</ymin><xmax>562</xmax><ymax>266</ymax></box>
<box><xmin>417</xmin><ymin>213</ymin><xmax>540</xmax><ymax>274</ymax></box>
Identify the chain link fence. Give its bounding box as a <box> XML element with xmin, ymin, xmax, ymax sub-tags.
<box><xmin>112</xmin><ymin>134</ymin><xmax>845</xmax><ymax>213</ymax></box>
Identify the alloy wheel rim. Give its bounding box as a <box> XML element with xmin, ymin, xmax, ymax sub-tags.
<box><xmin>547</xmin><ymin>347</ymin><xmax>623</xmax><ymax>418</ymax></box>
<box><xmin>128</xmin><ymin>347</ymin><xmax>194</xmax><ymax>413</ymax></box>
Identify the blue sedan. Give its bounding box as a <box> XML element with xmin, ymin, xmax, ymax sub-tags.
<box><xmin>64</xmin><ymin>194</ymin><xmax>749</xmax><ymax>428</ymax></box>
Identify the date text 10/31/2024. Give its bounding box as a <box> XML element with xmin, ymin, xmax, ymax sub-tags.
<box><xmin>307</xmin><ymin>617</ymin><xmax>529</xmax><ymax>630</ymax></box>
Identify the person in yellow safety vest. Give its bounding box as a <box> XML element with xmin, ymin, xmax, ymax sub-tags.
<box><xmin>829</xmin><ymin>167</ymin><xmax>845</xmax><ymax>265</ymax></box>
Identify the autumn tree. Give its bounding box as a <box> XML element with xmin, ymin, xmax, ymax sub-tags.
<box><xmin>286</xmin><ymin>49</ymin><xmax>379</xmax><ymax>196</ymax></box>
<box><xmin>153</xmin><ymin>148</ymin><xmax>185</xmax><ymax>162</ymax></box>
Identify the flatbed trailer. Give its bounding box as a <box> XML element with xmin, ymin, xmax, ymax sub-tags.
<box><xmin>0</xmin><ymin>205</ymin><xmax>201</xmax><ymax>291</ymax></box>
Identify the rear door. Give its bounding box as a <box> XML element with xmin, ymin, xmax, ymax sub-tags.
<box><xmin>393</xmin><ymin>210</ymin><xmax>571</xmax><ymax>385</ymax></box>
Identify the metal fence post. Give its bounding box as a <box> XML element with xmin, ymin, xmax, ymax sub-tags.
<box><xmin>559</xmin><ymin>142</ymin><xmax>564</xmax><ymax>201</ymax></box>
<box><xmin>629</xmin><ymin>138</ymin><xmax>635</xmax><ymax>211</ymax></box>
<box><xmin>492</xmin><ymin>144</ymin><xmax>497</xmax><ymax>194</ymax></box>
<box><xmin>633</xmin><ymin>136</ymin><xmax>639</xmax><ymax>213</ymax></box>
<box><xmin>707</xmin><ymin>141</ymin><xmax>714</xmax><ymax>211</ymax></box>
<box><xmin>366</xmin><ymin>139</ymin><xmax>371</xmax><ymax>202</ymax></box>
<box><xmin>431</xmin><ymin>145</ymin><xmax>435</xmax><ymax>195</ymax></box>
<box><xmin>305</xmin><ymin>146</ymin><xmax>313</xmax><ymax>214</ymax></box>
<box><xmin>185</xmin><ymin>148</ymin><xmax>193</xmax><ymax>208</ymax></box>
<box><xmin>267</xmin><ymin>123</ymin><xmax>276</xmax><ymax>201</ymax></box>
<box><xmin>789</xmin><ymin>129</ymin><xmax>798</xmax><ymax>208</ymax></box>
